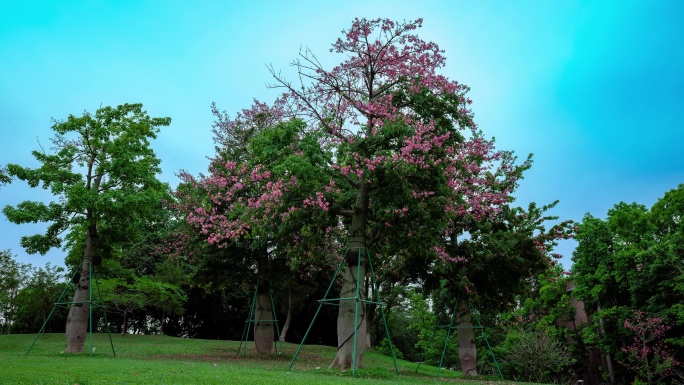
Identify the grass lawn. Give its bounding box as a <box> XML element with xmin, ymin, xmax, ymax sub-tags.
<box><xmin>0</xmin><ymin>333</ymin><xmax>511</xmax><ymax>384</ymax></box>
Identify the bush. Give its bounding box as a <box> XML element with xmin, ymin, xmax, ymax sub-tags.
<box><xmin>500</xmin><ymin>328</ymin><xmax>573</xmax><ymax>383</ymax></box>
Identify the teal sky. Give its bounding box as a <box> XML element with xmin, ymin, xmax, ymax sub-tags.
<box><xmin>1</xmin><ymin>1</ymin><xmax>682</xmax><ymax>270</ymax></box>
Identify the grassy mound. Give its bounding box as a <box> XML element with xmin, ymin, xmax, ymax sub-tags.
<box><xmin>0</xmin><ymin>333</ymin><xmax>505</xmax><ymax>384</ymax></box>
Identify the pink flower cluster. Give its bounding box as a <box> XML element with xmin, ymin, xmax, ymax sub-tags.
<box><xmin>618</xmin><ymin>310</ymin><xmax>681</xmax><ymax>383</ymax></box>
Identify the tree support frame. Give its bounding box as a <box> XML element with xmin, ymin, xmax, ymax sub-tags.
<box><xmin>415</xmin><ymin>293</ymin><xmax>502</xmax><ymax>379</ymax></box>
<box><xmin>26</xmin><ymin>262</ymin><xmax>115</xmax><ymax>357</ymax></box>
<box><xmin>288</xmin><ymin>247</ymin><xmax>399</xmax><ymax>376</ymax></box>
<box><xmin>237</xmin><ymin>277</ymin><xmax>283</xmax><ymax>357</ymax></box>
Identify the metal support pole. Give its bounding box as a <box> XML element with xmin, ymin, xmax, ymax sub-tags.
<box><xmin>436</xmin><ymin>296</ymin><xmax>459</xmax><ymax>375</ymax></box>
<box><xmin>93</xmin><ymin>267</ymin><xmax>116</xmax><ymax>357</ymax></box>
<box><xmin>26</xmin><ymin>269</ymin><xmax>79</xmax><ymax>356</ymax></box>
<box><xmin>289</xmin><ymin>247</ymin><xmax>398</xmax><ymax>376</ymax></box>
<box><xmin>366</xmin><ymin>248</ymin><xmax>399</xmax><ymax>375</ymax></box>
<box><xmin>288</xmin><ymin>258</ymin><xmax>346</xmax><ymax>370</ymax></box>
<box><xmin>27</xmin><ymin>263</ymin><xmax>115</xmax><ymax>357</ymax></box>
<box><xmin>268</xmin><ymin>285</ymin><xmax>284</xmax><ymax>356</ymax></box>
<box><xmin>238</xmin><ymin>278</ymin><xmax>259</xmax><ymax>357</ymax></box>
<box><xmin>89</xmin><ymin>262</ymin><xmax>93</xmax><ymax>357</ymax></box>
<box><xmin>414</xmin><ymin>294</ymin><xmax>503</xmax><ymax>379</ymax></box>
<box><xmin>351</xmin><ymin>247</ymin><xmax>362</xmax><ymax>375</ymax></box>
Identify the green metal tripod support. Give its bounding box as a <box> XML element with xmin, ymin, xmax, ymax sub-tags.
<box><xmin>288</xmin><ymin>247</ymin><xmax>399</xmax><ymax>376</ymax></box>
<box><xmin>26</xmin><ymin>262</ymin><xmax>116</xmax><ymax>357</ymax></box>
<box><xmin>415</xmin><ymin>294</ymin><xmax>502</xmax><ymax>379</ymax></box>
<box><xmin>237</xmin><ymin>278</ymin><xmax>283</xmax><ymax>357</ymax></box>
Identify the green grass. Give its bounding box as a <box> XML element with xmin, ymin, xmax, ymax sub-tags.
<box><xmin>0</xmin><ymin>333</ymin><xmax>511</xmax><ymax>384</ymax></box>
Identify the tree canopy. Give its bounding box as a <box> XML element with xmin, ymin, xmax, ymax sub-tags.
<box><xmin>2</xmin><ymin>103</ymin><xmax>171</xmax><ymax>352</ymax></box>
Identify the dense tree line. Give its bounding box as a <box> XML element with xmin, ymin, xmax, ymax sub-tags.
<box><xmin>570</xmin><ymin>185</ymin><xmax>684</xmax><ymax>385</ymax></box>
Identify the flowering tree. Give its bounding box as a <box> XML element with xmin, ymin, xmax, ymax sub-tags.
<box><xmin>268</xmin><ymin>18</ymin><xmax>532</xmax><ymax>369</ymax></box>
<box><xmin>426</xmin><ymin>199</ymin><xmax>575</xmax><ymax>375</ymax></box>
<box><xmin>619</xmin><ymin>310</ymin><xmax>680</xmax><ymax>385</ymax></box>
<box><xmin>176</xmin><ymin>101</ymin><xmax>340</xmax><ymax>353</ymax></box>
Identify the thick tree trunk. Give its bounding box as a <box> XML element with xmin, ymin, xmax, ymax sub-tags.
<box><xmin>253</xmin><ymin>247</ymin><xmax>274</xmax><ymax>353</ymax></box>
<box><xmin>253</xmin><ymin>283</ymin><xmax>274</xmax><ymax>354</ymax></box>
<box><xmin>65</xmin><ymin>224</ymin><xmax>97</xmax><ymax>353</ymax></box>
<box><xmin>456</xmin><ymin>296</ymin><xmax>477</xmax><ymax>376</ymax></box>
<box><xmin>279</xmin><ymin>288</ymin><xmax>292</xmax><ymax>343</ymax></box>
<box><xmin>330</xmin><ymin>260</ymin><xmax>367</xmax><ymax>369</ymax></box>
<box><xmin>331</xmin><ymin>182</ymin><xmax>369</xmax><ymax>370</ymax></box>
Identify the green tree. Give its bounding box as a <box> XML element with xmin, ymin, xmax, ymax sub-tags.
<box><xmin>99</xmin><ymin>274</ymin><xmax>186</xmax><ymax>335</ymax></box>
<box><xmin>12</xmin><ymin>263</ymin><xmax>67</xmax><ymax>334</ymax></box>
<box><xmin>0</xmin><ymin>250</ymin><xmax>31</xmax><ymax>334</ymax></box>
<box><xmin>572</xmin><ymin>184</ymin><xmax>684</xmax><ymax>383</ymax></box>
<box><xmin>428</xmin><ymin>202</ymin><xmax>574</xmax><ymax>375</ymax></box>
<box><xmin>2</xmin><ymin>103</ymin><xmax>171</xmax><ymax>352</ymax></box>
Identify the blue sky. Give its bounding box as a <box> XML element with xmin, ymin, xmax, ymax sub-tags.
<box><xmin>1</xmin><ymin>1</ymin><xmax>682</xmax><ymax>270</ymax></box>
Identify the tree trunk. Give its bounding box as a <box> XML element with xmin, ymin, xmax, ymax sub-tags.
<box><xmin>65</xmin><ymin>224</ymin><xmax>97</xmax><ymax>353</ymax></box>
<box><xmin>456</xmin><ymin>296</ymin><xmax>477</xmax><ymax>376</ymax></box>
<box><xmin>330</xmin><ymin>182</ymin><xmax>369</xmax><ymax>370</ymax></box>
<box><xmin>160</xmin><ymin>310</ymin><xmax>166</xmax><ymax>335</ymax></box>
<box><xmin>122</xmin><ymin>311</ymin><xmax>128</xmax><ymax>335</ymax></box>
<box><xmin>279</xmin><ymin>288</ymin><xmax>292</xmax><ymax>343</ymax></box>
<box><xmin>253</xmin><ymin>282</ymin><xmax>274</xmax><ymax>354</ymax></box>
<box><xmin>330</xmin><ymin>259</ymin><xmax>367</xmax><ymax>369</ymax></box>
<box><xmin>365</xmin><ymin>316</ymin><xmax>372</xmax><ymax>349</ymax></box>
<box><xmin>365</xmin><ymin>278</ymin><xmax>374</xmax><ymax>349</ymax></box>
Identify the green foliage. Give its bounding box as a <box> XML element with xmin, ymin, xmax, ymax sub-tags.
<box><xmin>431</xmin><ymin>201</ymin><xmax>571</xmax><ymax>314</ymax></box>
<box><xmin>3</xmin><ymin>103</ymin><xmax>171</xmax><ymax>258</ymax></box>
<box><xmin>399</xmin><ymin>288</ymin><xmax>459</xmax><ymax>368</ymax></box>
<box><xmin>11</xmin><ymin>263</ymin><xmax>67</xmax><ymax>334</ymax></box>
<box><xmin>476</xmin><ymin>265</ymin><xmax>585</xmax><ymax>381</ymax></box>
<box><xmin>498</xmin><ymin>328</ymin><xmax>573</xmax><ymax>383</ymax></box>
<box><xmin>0</xmin><ymin>166</ymin><xmax>10</xmax><ymax>185</ymax></box>
<box><xmin>0</xmin><ymin>250</ymin><xmax>31</xmax><ymax>334</ymax></box>
<box><xmin>572</xmin><ymin>184</ymin><xmax>684</xmax><ymax>383</ymax></box>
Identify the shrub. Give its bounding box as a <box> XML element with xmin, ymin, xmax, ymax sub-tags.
<box><xmin>500</xmin><ymin>328</ymin><xmax>573</xmax><ymax>383</ymax></box>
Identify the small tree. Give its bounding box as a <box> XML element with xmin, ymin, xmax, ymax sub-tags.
<box><xmin>618</xmin><ymin>310</ymin><xmax>681</xmax><ymax>385</ymax></box>
<box><xmin>3</xmin><ymin>103</ymin><xmax>170</xmax><ymax>352</ymax></box>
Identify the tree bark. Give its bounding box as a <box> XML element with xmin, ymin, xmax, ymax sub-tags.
<box><xmin>253</xmin><ymin>247</ymin><xmax>274</xmax><ymax>354</ymax></box>
<box><xmin>456</xmin><ymin>296</ymin><xmax>478</xmax><ymax>376</ymax></box>
<box><xmin>279</xmin><ymin>288</ymin><xmax>292</xmax><ymax>343</ymax></box>
<box><xmin>330</xmin><ymin>260</ymin><xmax>367</xmax><ymax>369</ymax></box>
<box><xmin>330</xmin><ymin>182</ymin><xmax>369</xmax><ymax>370</ymax></box>
<box><xmin>65</xmin><ymin>223</ymin><xmax>97</xmax><ymax>353</ymax></box>
<box><xmin>253</xmin><ymin>283</ymin><xmax>274</xmax><ymax>353</ymax></box>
